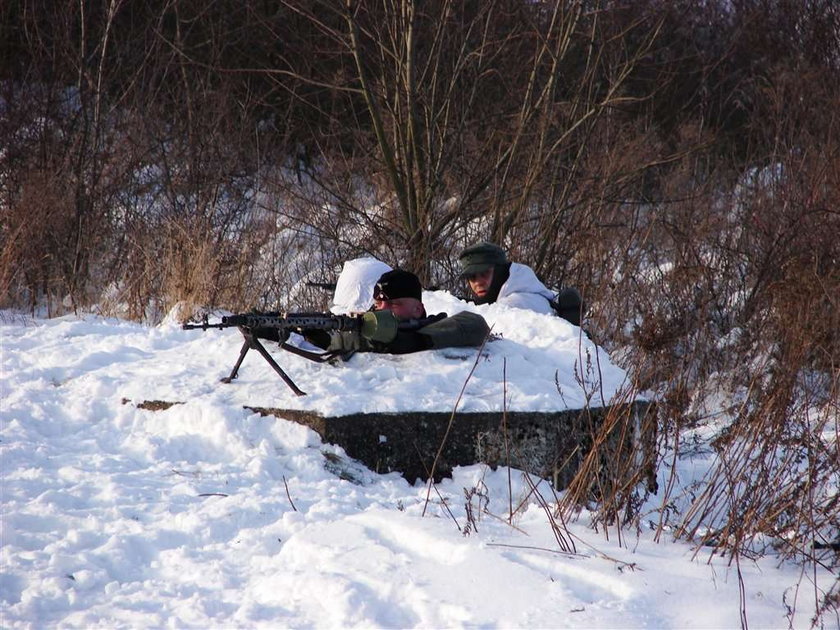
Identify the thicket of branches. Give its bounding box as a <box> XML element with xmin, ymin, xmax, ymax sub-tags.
<box><xmin>2</xmin><ymin>0</ymin><xmax>838</xmax><ymax>608</ymax></box>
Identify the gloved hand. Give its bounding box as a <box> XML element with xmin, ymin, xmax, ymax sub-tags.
<box><xmin>323</xmin><ymin>310</ymin><xmax>399</xmax><ymax>353</ymax></box>
<box><xmin>325</xmin><ymin>330</ymin><xmax>364</xmax><ymax>353</ymax></box>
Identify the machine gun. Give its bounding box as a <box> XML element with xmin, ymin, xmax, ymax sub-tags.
<box><xmin>182</xmin><ymin>311</ymin><xmax>434</xmax><ymax>396</ymax></box>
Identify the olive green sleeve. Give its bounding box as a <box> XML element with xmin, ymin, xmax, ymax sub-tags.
<box><xmin>418</xmin><ymin>311</ymin><xmax>489</xmax><ymax>349</ymax></box>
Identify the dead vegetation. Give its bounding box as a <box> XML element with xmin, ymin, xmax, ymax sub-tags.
<box><xmin>2</xmin><ymin>0</ymin><xmax>838</xmax><ymax>622</ymax></box>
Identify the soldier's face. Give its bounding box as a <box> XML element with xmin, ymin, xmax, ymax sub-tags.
<box><xmin>467</xmin><ymin>267</ymin><xmax>494</xmax><ymax>298</ymax></box>
<box><xmin>374</xmin><ymin>297</ymin><xmax>425</xmax><ymax>320</ymax></box>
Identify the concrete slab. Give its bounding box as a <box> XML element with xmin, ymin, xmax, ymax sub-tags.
<box><xmin>244</xmin><ymin>402</ymin><xmax>657</xmax><ymax>490</ymax></box>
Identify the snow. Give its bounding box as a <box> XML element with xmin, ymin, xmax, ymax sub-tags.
<box><xmin>1</xmin><ymin>299</ymin><xmax>832</xmax><ymax>629</ymax></box>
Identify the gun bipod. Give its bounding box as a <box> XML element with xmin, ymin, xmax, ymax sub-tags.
<box><xmin>223</xmin><ymin>328</ymin><xmax>306</xmax><ymax>396</ymax></box>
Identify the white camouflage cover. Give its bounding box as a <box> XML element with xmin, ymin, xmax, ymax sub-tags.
<box><xmin>330</xmin><ymin>257</ymin><xmax>393</xmax><ymax>314</ymax></box>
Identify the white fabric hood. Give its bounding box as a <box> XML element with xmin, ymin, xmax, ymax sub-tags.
<box><xmin>496</xmin><ymin>262</ymin><xmax>556</xmax><ymax>314</ymax></box>
<box><xmin>330</xmin><ymin>257</ymin><xmax>393</xmax><ymax>314</ymax></box>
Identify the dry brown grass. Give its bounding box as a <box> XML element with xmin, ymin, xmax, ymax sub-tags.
<box><xmin>2</xmin><ymin>1</ymin><xmax>838</xmax><ymax>621</ymax></box>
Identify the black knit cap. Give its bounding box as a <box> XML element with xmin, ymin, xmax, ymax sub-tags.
<box><xmin>373</xmin><ymin>269</ymin><xmax>422</xmax><ymax>301</ymax></box>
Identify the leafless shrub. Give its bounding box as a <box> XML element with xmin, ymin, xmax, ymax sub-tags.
<box><xmin>556</xmin><ymin>392</ymin><xmax>659</xmax><ymax>530</ymax></box>
<box><xmin>3</xmin><ymin>1</ymin><xmax>839</xmax><ymax>619</ymax></box>
<box><xmin>0</xmin><ymin>168</ymin><xmax>74</xmax><ymax>313</ymax></box>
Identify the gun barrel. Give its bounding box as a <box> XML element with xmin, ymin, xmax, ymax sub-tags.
<box><xmin>219</xmin><ymin>313</ymin><xmax>361</xmax><ymax>331</ymax></box>
<box><xmin>182</xmin><ymin>322</ymin><xmax>227</xmax><ymax>330</ymax></box>
<box><xmin>219</xmin><ymin>314</ymin><xmax>253</xmax><ymax>327</ymax></box>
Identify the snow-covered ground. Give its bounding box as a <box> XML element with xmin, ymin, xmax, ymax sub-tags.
<box><xmin>1</xmin><ymin>296</ymin><xmax>834</xmax><ymax>628</ymax></box>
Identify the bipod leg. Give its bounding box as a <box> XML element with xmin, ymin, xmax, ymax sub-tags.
<box><xmin>221</xmin><ymin>335</ymin><xmax>252</xmax><ymax>383</ymax></box>
<box><xmin>249</xmin><ymin>335</ymin><xmax>307</xmax><ymax>396</ymax></box>
<box><xmin>220</xmin><ymin>328</ymin><xmax>306</xmax><ymax>396</ymax></box>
